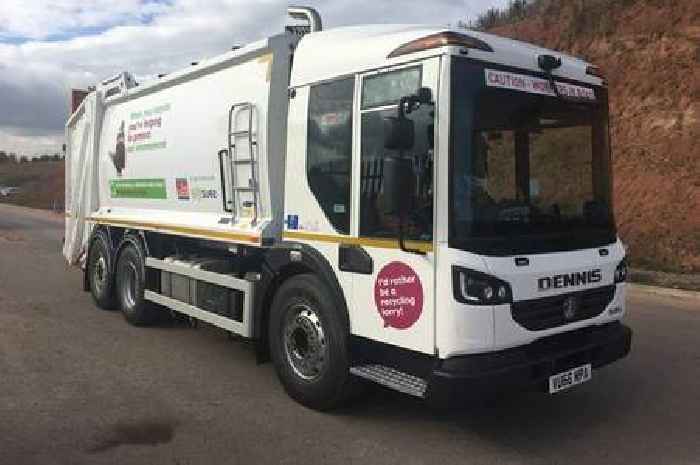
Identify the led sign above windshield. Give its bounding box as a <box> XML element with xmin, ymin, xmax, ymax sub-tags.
<box><xmin>485</xmin><ymin>69</ymin><xmax>596</xmax><ymax>101</ymax></box>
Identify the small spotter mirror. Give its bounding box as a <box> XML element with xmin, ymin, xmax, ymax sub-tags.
<box><xmin>416</xmin><ymin>87</ymin><xmax>432</xmax><ymax>104</ymax></box>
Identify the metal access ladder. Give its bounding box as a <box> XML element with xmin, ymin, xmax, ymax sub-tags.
<box><xmin>225</xmin><ymin>102</ymin><xmax>259</xmax><ymax>225</ymax></box>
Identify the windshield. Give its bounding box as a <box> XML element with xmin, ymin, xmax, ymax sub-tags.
<box><xmin>450</xmin><ymin>59</ymin><xmax>616</xmax><ymax>255</ymax></box>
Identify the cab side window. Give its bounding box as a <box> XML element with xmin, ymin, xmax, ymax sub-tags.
<box><xmin>359</xmin><ymin>68</ymin><xmax>434</xmax><ymax>241</ymax></box>
<box><xmin>306</xmin><ymin>78</ymin><xmax>354</xmax><ymax>234</ymax></box>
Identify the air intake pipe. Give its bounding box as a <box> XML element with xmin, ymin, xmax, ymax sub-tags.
<box><xmin>288</xmin><ymin>6</ymin><xmax>323</xmax><ymax>32</ymax></box>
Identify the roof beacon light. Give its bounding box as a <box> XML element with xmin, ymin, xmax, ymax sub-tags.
<box><xmin>388</xmin><ymin>31</ymin><xmax>493</xmax><ymax>59</ymax></box>
<box><xmin>288</xmin><ymin>6</ymin><xmax>323</xmax><ymax>32</ymax></box>
<box><xmin>538</xmin><ymin>54</ymin><xmax>562</xmax><ymax>72</ymax></box>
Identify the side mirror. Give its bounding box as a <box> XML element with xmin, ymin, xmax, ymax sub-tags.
<box><xmin>383</xmin><ymin>116</ymin><xmax>414</xmax><ymax>151</ymax></box>
<box><xmin>416</xmin><ymin>87</ymin><xmax>432</xmax><ymax>104</ymax></box>
<box><xmin>381</xmin><ymin>157</ymin><xmax>415</xmax><ymax>216</ymax></box>
<box><xmin>402</xmin><ymin>87</ymin><xmax>433</xmax><ymax>115</ymax></box>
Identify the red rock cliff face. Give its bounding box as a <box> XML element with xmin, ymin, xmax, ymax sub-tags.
<box><xmin>490</xmin><ymin>0</ymin><xmax>700</xmax><ymax>272</ymax></box>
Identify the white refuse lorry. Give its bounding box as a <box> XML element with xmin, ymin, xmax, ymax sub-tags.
<box><xmin>64</xmin><ymin>6</ymin><xmax>631</xmax><ymax>409</ymax></box>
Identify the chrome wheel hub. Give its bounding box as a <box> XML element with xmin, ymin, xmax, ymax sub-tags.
<box><xmin>283</xmin><ymin>304</ymin><xmax>327</xmax><ymax>381</ymax></box>
<box><xmin>93</xmin><ymin>256</ymin><xmax>107</xmax><ymax>293</ymax></box>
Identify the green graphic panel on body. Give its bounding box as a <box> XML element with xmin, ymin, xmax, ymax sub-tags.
<box><xmin>110</xmin><ymin>178</ymin><xmax>167</xmax><ymax>199</ymax></box>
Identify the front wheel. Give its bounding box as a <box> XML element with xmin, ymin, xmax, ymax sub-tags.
<box><xmin>269</xmin><ymin>274</ymin><xmax>358</xmax><ymax>410</ymax></box>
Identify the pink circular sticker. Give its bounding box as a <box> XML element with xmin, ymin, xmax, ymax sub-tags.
<box><xmin>374</xmin><ymin>261</ymin><xmax>424</xmax><ymax>330</ymax></box>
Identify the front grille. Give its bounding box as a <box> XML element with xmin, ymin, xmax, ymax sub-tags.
<box><xmin>511</xmin><ymin>286</ymin><xmax>616</xmax><ymax>331</ymax></box>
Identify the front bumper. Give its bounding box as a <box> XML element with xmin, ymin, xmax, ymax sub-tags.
<box><xmin>426</xmin><ymin>321</ymin><xmax>632</xmax><ymax>402</ymax></box>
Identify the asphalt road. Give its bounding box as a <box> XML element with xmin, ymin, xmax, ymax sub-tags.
<box><xmin>1</xmin><ymin>203</ymin><xmax>699</xmax><ymax>465</ymax></box>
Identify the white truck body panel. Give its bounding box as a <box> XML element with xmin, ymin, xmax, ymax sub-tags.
<box><xmin>66</xmin><ymin>34</ymin><xmax>292</xmax><ymax>255</ymax></box>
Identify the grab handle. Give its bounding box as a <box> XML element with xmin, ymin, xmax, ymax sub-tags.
<box><xmin>218</xmin><ymin>149</ymin><xmax>232</xmax><ymax>213</ymax></box>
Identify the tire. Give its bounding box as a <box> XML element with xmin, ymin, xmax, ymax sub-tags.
<box><xmin>87</xmin><ymin>232</ymin><xmax>116</xmax><ymax>310</ymax></box>
<box><xmin>269</xmin><ymin>273</ymin><xmax>358</xmax><ymax>410</ymax></box>
<box><xmin>115</xmin><ymin>238</ymin><xmax>159</xmax><ymax>326</ymax></box>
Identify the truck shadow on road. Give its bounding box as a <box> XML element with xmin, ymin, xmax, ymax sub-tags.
<box><xmin>340</xmin><ymin>362</ymin><xmax>664</xmax><ymax>459</ymax></box>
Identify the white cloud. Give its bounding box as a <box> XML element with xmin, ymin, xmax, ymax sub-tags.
<box><xmin>0</xmin><ymin>128</ymin><xmax>64</xmax><ymax>157</ymax></box>
<box><xmin>0</xmin><ymin>0</ymin><xmax>171</xmax><ymax>41</ymax></box>
<box><xmin>0</xmin><ymin>0</ymin><xmax>284</xmax><ymax>156</ymax></box>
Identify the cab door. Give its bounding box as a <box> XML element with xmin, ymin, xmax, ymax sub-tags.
<box><xmin>342</xmin><ymin>59</ymin><xmax>440</xmax><ymax>355</ymax></box>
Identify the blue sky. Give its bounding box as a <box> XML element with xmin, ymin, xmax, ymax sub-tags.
<box><xmin>3</xmin><ymin>24</ymin><xmax>129</xmax><ymax>45</ymax></box>
<box><xmin>0</xmin><ymin>0</ymin><xmax>171</xmax><ymax>44</ymax></box>
<box><xmin>0</xmin><ymin>0</ymin><xmax>508</xmax><ymax>156</ymax></box>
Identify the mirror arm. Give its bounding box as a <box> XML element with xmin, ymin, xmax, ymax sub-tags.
<box><xmin>394</xmin><ymin>92</ymin><xmax>428</xmax><ymax>256</ymax></box>
<box><xmin>398</xmin><ymin>96</ymin><xmax>409</xmax><ymax>119</ymax></box>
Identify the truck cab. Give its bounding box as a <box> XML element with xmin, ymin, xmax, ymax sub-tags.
<box><xmin>282</xmin><ymin>20</ymin><xmax>630</xmax><ymax>400</ymax></box>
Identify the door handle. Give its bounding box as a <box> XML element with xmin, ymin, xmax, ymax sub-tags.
<box><xmin>339</xmin><ymin>244</ymin><xmax>373</xmax><ymax>275</ymax></box>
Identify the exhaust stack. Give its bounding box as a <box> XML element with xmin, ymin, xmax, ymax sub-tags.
<box><xmin>287</xmin><ymin>6</ymin><xmax>323</xmax><ymax>33</ymax></box>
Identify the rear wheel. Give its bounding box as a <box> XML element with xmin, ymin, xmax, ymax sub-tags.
<box><xmin>87</xmin><ymin>232</ymin><xmax>116</xmax><ymax>310</ymax></box>
<box><xmin>269</xmin><ymin>274</ymin><xmax>358</xmax><ymax>410</ymax></box>
<box><xmin>115</xmin><ymin>239</ymin><xmax>159</xmax><ymax>326</ymax></box>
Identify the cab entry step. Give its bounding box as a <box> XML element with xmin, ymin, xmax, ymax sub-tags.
<box><xmin>350</xmin><ymin>364</ymin><xmax>428</xmax><ymax>398</ymax></box>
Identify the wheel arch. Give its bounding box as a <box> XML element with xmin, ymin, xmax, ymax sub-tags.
<box><xmin>254</xmin><ymin>243</ymin><xmax>350</xmax><ymax>363</ymax></box>
<box><xmin>114</xmin><ymin>230</ymin><xmax>146</xmax><ymax>263</ymax></box>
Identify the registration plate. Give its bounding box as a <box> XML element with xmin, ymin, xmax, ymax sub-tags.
<box><xmin>549</xmin><ymin>363</ymin><xmax>592</xmax><ymax>393</ymax></box>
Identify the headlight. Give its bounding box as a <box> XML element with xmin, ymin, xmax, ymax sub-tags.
<box><xmin>452</xmin><ymin>266</ymin><xmax>512</xmax><ymax>306</ymax></box>
<box><xmin>614</xmin><ymin>257</ymin><xmax>628</xmax><ymax>283</ymax></box>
